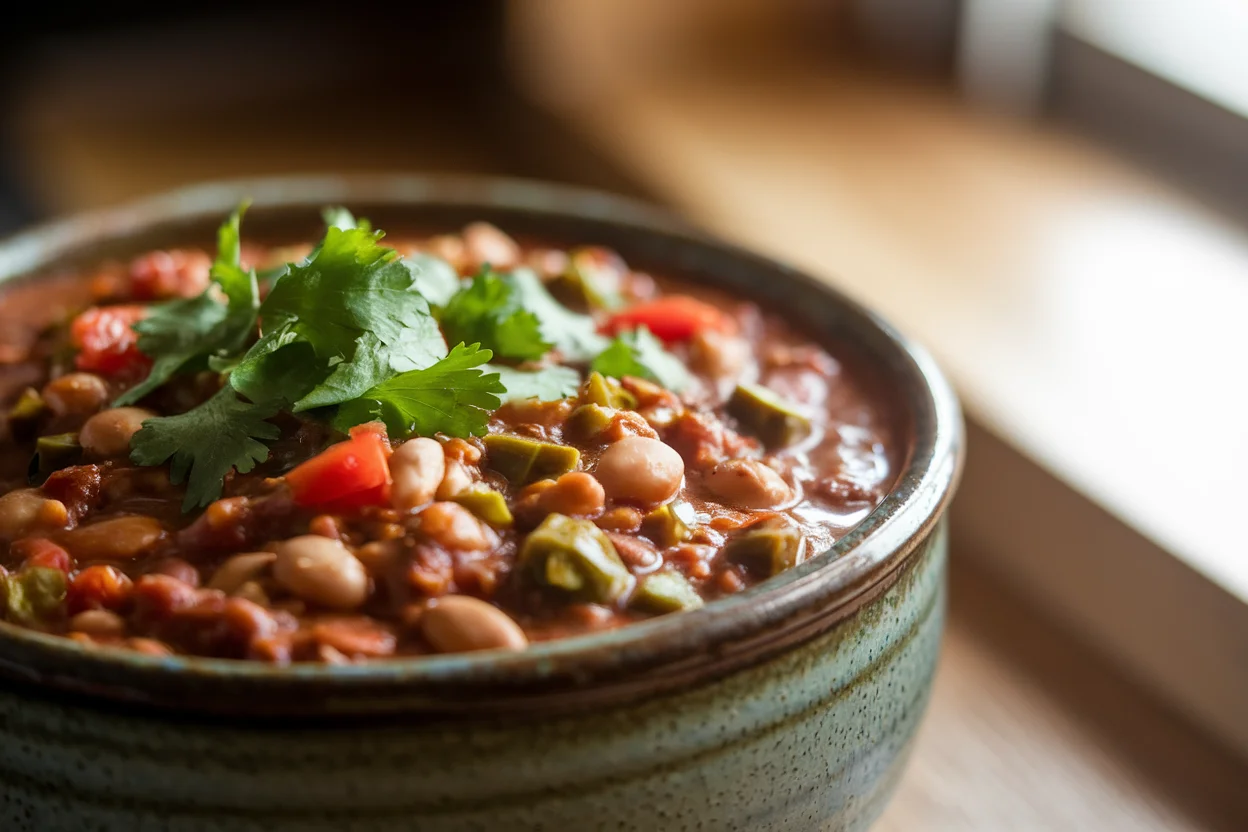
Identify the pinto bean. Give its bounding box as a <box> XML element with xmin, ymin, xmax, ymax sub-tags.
<box><xmin>79</xmin><ymin>407</ymin><xmax>156</xmax><ymax>458</ymax></box>
<box><xmin>41</xmin><ymin>373</ymin><xmax>109</xmax><ymax>417</ymax></box>
<box><xmin>390</xmin><ymin>437</ymin><xmax>445</xmax><ymax>511</ymax></box>
<box><xmin>58</xmin><ymin>516</ymin><xmax>166</xmax><ymax>560</ymax></box>
<box><xmin>148</xmin><ymin>558</ymin><xmax>200</xmax><ymax>587</ymax></box>
<box><xmin>418</xmin><ymin>502</ymin><xmax>492</xmax><ymax>551</ymax></box>
<box><xmin>594</xmin><ymin>506</ymin><xmax>644</xmax><ymax>533</ymax></box>
<box><xmin>607</xmin><ymin>533</ymin><xmax>660</xmax><ymax>570</ymax></box>
<box><xmin>540</xmin><ymin>472</ymin><xmax>605</xmax><ymax>518</ymax></box>
<box><xmin>68</xmin><ymin>609</ymin><xmax>126</xmax><ymax>637</ymax></box>
<box><xmin>441</xmin><ymin>437</ymin><xmax>482</xmax><ymax>465</ymax></box>
<box><xmin>273</xmin><ymin>536</ymin><xmax>369</xmax><ymax>611</ymax></box>
<box><xmin>421</xmin><ymin>595</ymin><xmax>528</xmax><ymax>653</ymax></box>
<box><xmin>594</xmin><ymin>436</ymin><xmax>684</xmax><ymax>505</ymax></box>
<box><xmin>0</xmin><ymin>489</ymin><xmax>69</xmax><ymax>543</ymax></box>
<box><xmin>705</xmin><ymin>459</ymin><xmax>792</xmax><ymax>509</ymax></box>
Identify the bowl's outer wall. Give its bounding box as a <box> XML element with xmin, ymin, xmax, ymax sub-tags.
<box><xmin>0</xmin><ymin>522</ymin><xmax>944</xmax><ymax>831</ymax></box>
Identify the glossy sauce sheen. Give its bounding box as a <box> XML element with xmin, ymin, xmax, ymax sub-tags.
<box><xmin>0</xmin><ymin>227</ymin><xmax>898</xmax><ymax>662</ymax></box>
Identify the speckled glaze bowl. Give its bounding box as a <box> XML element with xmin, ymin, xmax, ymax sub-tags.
<box><xmin>0</xmin><ymin>176</ymin><xmax>961</xmax><ymax>831</ymax></box>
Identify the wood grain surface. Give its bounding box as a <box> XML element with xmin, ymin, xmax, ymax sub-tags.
<box><xmin>881</xmin><ymin>554</ymin><xmax>1248</xmax><ymax>831</ymax></box>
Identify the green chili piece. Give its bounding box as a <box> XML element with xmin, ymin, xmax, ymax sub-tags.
<box><xmin>519</xmin><ymin>513</ymin><xmax>632</xmax><ymax>603</ymax></box>
<box><xmin>28</xmin><ymin>433</ymin><xmax>83</xmax><ymax>484</ymax></box>
<box><xmin>566</xmin><ymin>404</ymin><xmax>616</xmax><ymax>441</ymax></box>
<box><xmin>556</xmin><ymin>248</ymin><xmax>627</xmax><ymax>311</ymax></box>
<box><xmin>6</xmin><ymin>388</ymin><xmax>48</xmax><ymax>441</ymax></box>
<box><xmin>4</xmin><ymin>567</ymin><xmax>68</xmax><ymax>627</ymax></box>
<box><xmin>483</xmin><ymin>434</ymin><xmax>580</xmax><ymax>485</ymax></box>
<box><xmin>579</xmin><ymin>371</ymin><xmax>636</xmax><ymax>410</ymax></box>
<box><xmin>642</xmin><ymin>500</ymin><xmax>696</xmax><ymax>548</ymax></box>
<box><xmin>727</xmin><ymin>383</ymin><xmax>812</xmax><ymax>449</ymax></box>
<box><xmin>631</xmin><ymin>570</ymin><xmax>704</xmax><ymax>613</ymax></box>
<box><xmin>452</xmin><ymin>486</ymin><xmax>514</xmax><ymax>529</ymax></box>
<box><xmin>722</xmin><ymin>517</ymin><xmax>806</xmax><ymax>577</ymax></box>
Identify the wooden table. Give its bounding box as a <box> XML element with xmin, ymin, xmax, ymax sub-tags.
<box><xmin>880</xmin><ymin>554</ymin><xmax>1248</xmax><ymax>830</ymax></box>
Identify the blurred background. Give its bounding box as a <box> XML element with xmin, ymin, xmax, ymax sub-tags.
<box><xmin>3</xmin><ymin>2</ymin><xmax>1247</xmax><ymax>828</ymax></box>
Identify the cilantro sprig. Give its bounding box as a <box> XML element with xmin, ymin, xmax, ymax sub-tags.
<box><xmin>592</xmin><ymin>326</ymin><xmax>692</xmax><ymax>392</ymax></box>
<box><xmin>507</xmin><ymin>268</ymin><xmax>609</xmax><ymax>361</ymax></box>
<box><xmin>120</xmin><ymin>205</ymin><xmax>695</xmax><ymax>511</ymax></box>
<box><xmin>114</xmin><ymin>205</ymin><xmax>259</xmax><ymax>406</ymax></box>
<box><xmin>440</xmin><ymin>268</ymin><xmax>550</xmax><ymax>361</ymax></box>
<box><xmin>335</xmin><ymin>343</ymin><xmax>504</xmax><ymax>438</ymax></box>
<box><xmin>231</xmin><ymin>224</ymin><xmax>447</xmax><ymax>409</ymax></box>
<box><xmin>126</xmin><ymin>209</ymin><xmax>460</xmax><ymax>508</ymax></box>
<box><xmin>130</xmin><ymin>387</ymin><xmax>281</xmax><ymax>512</ymax></box>
<box><xmin>490</xmin><ymin>364</ymin><xmax>582</xmax><ymax>403</ymax></box>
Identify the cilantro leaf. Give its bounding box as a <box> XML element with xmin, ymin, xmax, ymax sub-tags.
<box><xmin>490</xmin><ymin>364</ymin><xmax>581</xmax><ymax>403</ymax></box>
<box><xmin>129</xmin><ymin>386</ymin><xmax>281</xmax><ymax>511</ymax></box>
<box><xmin>403</xmin><ymin>253</ymin><xmax>461</xmax><ymax>307</ymax></box>
<box><xmin>321</xmin><ymin>206</ymin><xmax>370</xmax><ymax>232</ymax></box>
<box><xmin>335</xmin><ymin>343</ymin><xmax>503</xmax><ymax>438</ymax></box>
<box><xmin>591</xmin><ymin>326</ymin><xmax>692</xmax><ymax>392</ymax></box>
<box><xmin>114</xmin><ymin>295</ymin><xmax>232</xmax><ymax>406</ymax></box>
<box><xmin>441</xmin><ymin>269</ymin><xmax>550</xmax><ymax>361</ymax></box>
<box><xmin>294</xmin><ymin>320</ymin><xmax>446</xmax><ymax>411</ymax></box>
<box><xmin>508</xmin><ymin>268</ymin><xmax>608</xmax><ymax>361</ymax></box>
<box><xmin>230</xmin><ymin>226</ymin><xmax>444</xmax><ymax>409</ymax></box>
<box><xmin>114</xmin><ymin>205</ymin><xmax>259</xmax><ymax>406</ymax></box>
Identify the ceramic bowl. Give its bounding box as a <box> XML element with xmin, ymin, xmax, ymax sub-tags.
<box><xmin>0</xmin><ymin>175</ymin><xmax>962</xmax><ymax>831</ymax></box>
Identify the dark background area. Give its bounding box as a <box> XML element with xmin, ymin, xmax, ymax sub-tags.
<box><xmin>0</xmin><ymin>2</ymin><xmax>646</xmax><ymax>233</ymax></box>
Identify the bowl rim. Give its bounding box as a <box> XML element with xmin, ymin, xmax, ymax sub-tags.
<box><xmin>0</xmin><ymin>173</ymin><xmax>963</xmax><ymax>703</ymax></box>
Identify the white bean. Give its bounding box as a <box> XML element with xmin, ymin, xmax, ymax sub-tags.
<box><xmin>705</xmin><ymin>459</ymin><xmax>792</xmax><ymax>509</ymax></box>
<box><xmin>79</xmin><ymin>407</ymin><xmax>157</xmax><ymax>458</ymax></box>
<box><xmin>273</xmin><ymin>535</ymin><xmax>369</xmax><ymax>610</ymax></box>
<box><xmin>435</xmin><ymin>460</ymin><xmax>473</xmax><ymax>500</ymax></box>
<box><xmin>207</xmin><ymin>552</ymin><xmax>277</xmax><ymax>594</ymax></box>
<box><xmin>421</xmin><ymin>595</ymin><xmax>528</xmax><ymax>653</ymax></box>
<box><xmin>390</xmin><ymin>438</ymin><xmax>445</xmax><ymax>512</ymax></box>
<box><xmin>594</xmin><ymin>436</ymin><xmax>684</xmax><ymax>505</ymax></box>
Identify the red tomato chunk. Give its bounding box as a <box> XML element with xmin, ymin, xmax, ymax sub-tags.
<box><xmin>70</xmin><ymin>305</ymin><xmax>151</xmax><ymax>375</ymax></box>
<box><xmin>286</xmin><ymin>423</ymin><xmax>393</xmax><ymax>510</ymax></box>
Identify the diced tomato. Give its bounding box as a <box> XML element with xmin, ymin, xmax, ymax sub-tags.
<box><xmin>13</xmin><ymin>538</ymin><xmax>72</xmax><ymax>573</ymax></box>
<box><xmin>601</xmin><ymin>295</ymin><xmax>735</xmax><ymax>343</ymax></box>
<box><xmin>285</xmin><ymin>423</ymin><xmax>393</xmax><ymax>510</ymax></box>
<box><xmin>128</xmin><ymin>249</ymin><xmax>211</xmax><ymax>300</ymax></box>
<box><xmin>67</xmin><ymin>565</ymin><xmax>134</xmax><ymax>614</ymax></box>
<box><xmin>70</xmin><ymin>305</ymin><xmax>152</xmax><ymax>375</ymax></box>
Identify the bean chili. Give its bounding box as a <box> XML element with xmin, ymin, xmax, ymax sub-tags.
<box><xmin>0</xmin><ymin>211</ymin><xmax>897</xmax><ymax>663</ymax></box>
